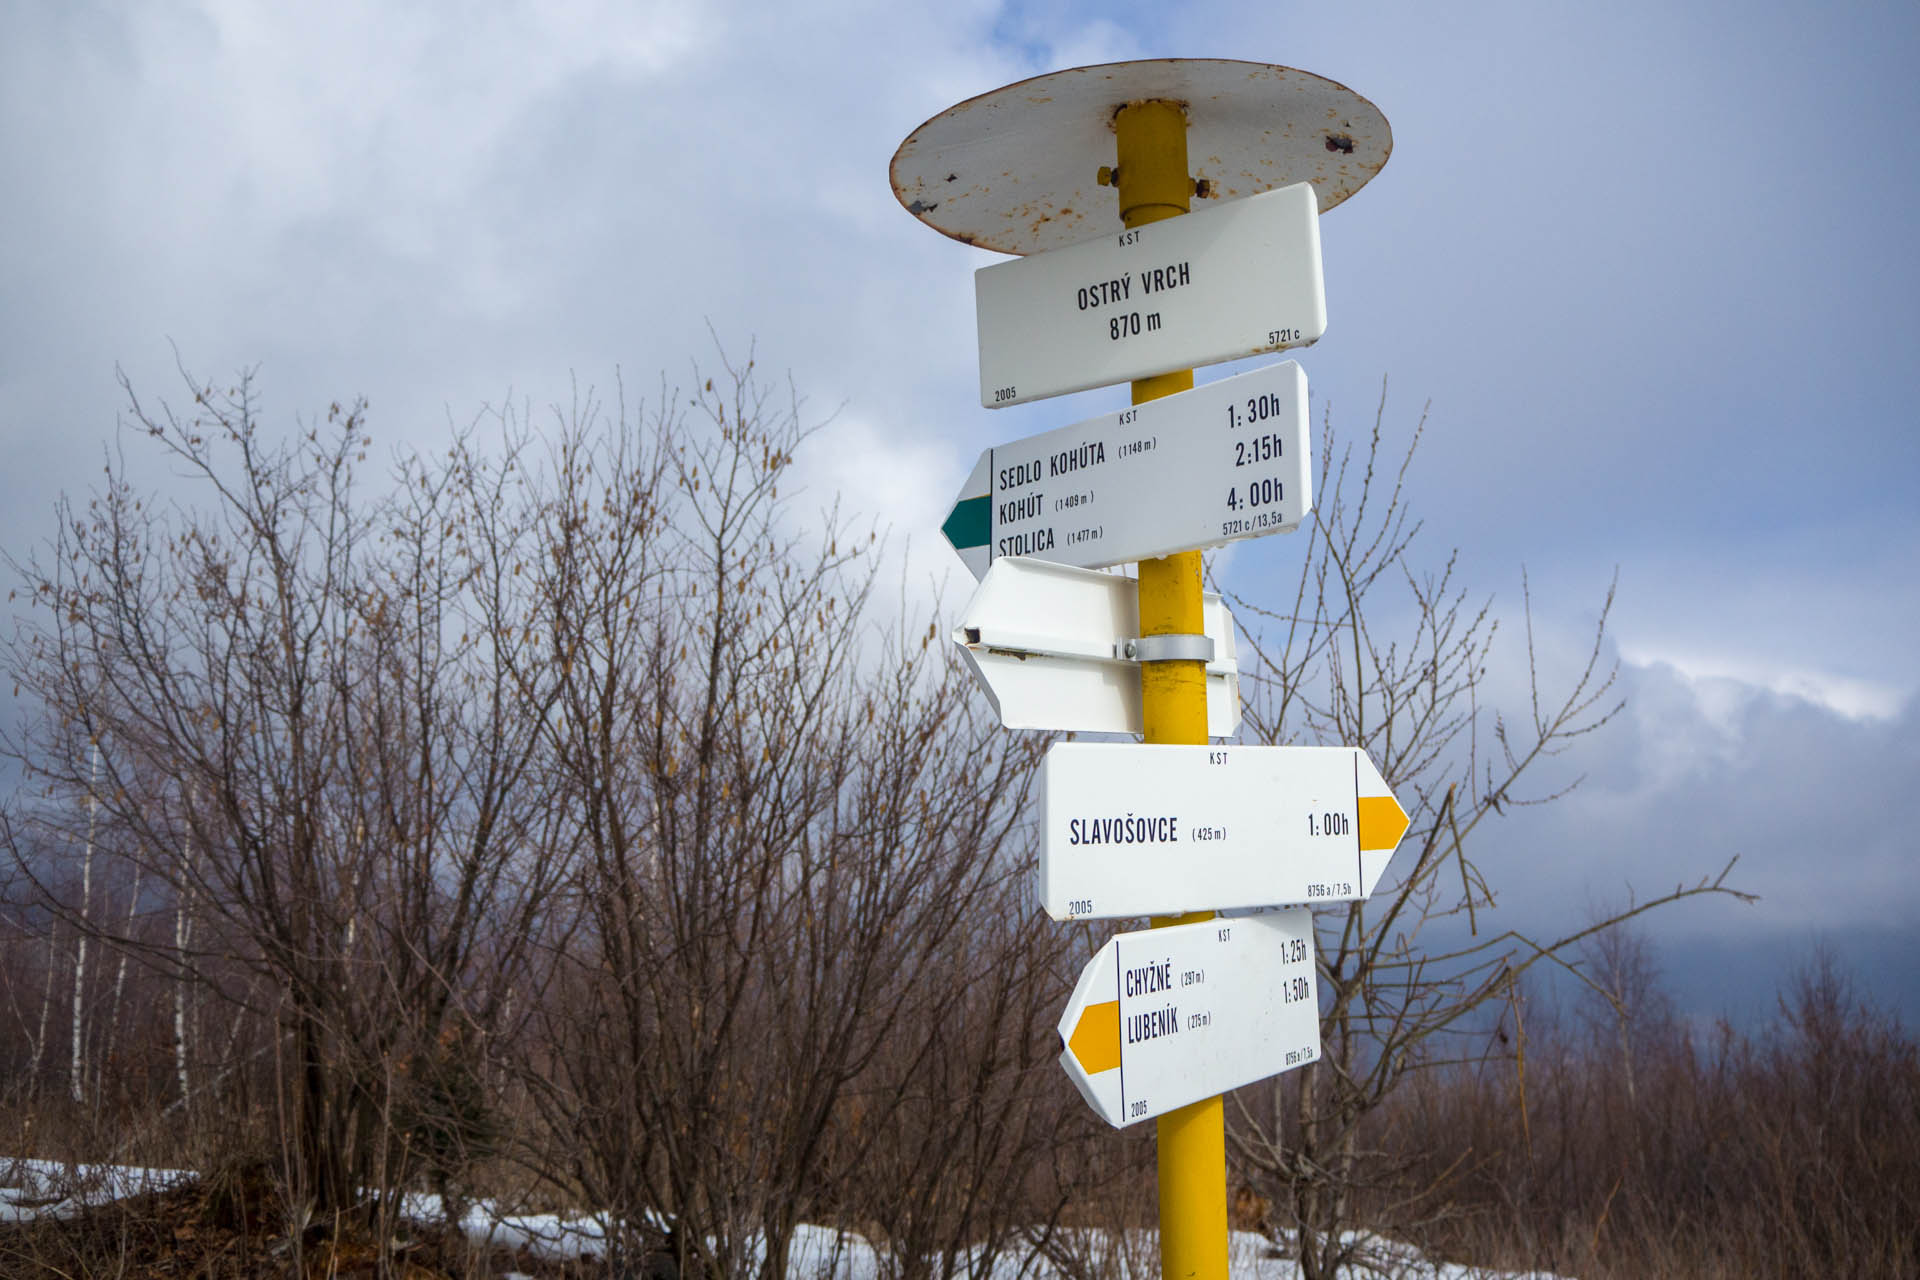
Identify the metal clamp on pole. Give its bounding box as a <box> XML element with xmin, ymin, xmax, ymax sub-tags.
<box><xmin>1120</xmin><ymin>634</ymin><xmax>1215</xmax><ymax>663</ymax></box>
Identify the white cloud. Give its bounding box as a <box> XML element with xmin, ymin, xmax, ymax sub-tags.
<box><xmin>1479</xmin><ymin>655</ymin><xmax>1918</xmax><ymax>943</ymax></box>
<box><xmin>786</xmin><ymin>405</ymin><xmax>971</xmax><ymax>611</ymax></box>
<box><xmin>1042</xmin><ymin>19</ymin><xmax>1146</xmax><ymax>70</ymax></box>
<box><xmin>1620</xmin><ymin>645</ymin><xmax>1907</xmax><ymax>723</ymax></box>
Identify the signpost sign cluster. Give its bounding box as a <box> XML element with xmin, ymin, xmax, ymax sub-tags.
<box><xmin>972</xmin><ymin>182</ymin><xmax>1326</xmax><ymax>408</ymax></box>
<box><xmin>1039</xmin><ymin>744</ymin><xmax>1410</xmax><ymax>923</ymax></box>
<box><xmin>1058</xmin><ymin>910</ymin><xmax>1319</xmax><ymax>1128</ymax></box>
<box><xmin>891</xmin><ymin>57</ymin><xmax>1396</xmax><ymax>1280</ymax></box>
<box><xmin>941</xmin><ymin>359</ymin><xmax>1311</xmax><ymax>580</ymax></box>
<box><xmin>952</xmin><ymin>555</ymin><xmax>1242</xmax><ymax>736</ymax></box>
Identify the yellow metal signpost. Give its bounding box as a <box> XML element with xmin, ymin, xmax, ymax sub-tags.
<box><xmin>892</xmin><ymin>58</ymin><xmax>1391</xmax><ymax>1280</ymax></box>
<box><xmin>1111</xmin><ymin>98</ymin><xmax>1228</xmax><ymax>1280</ymax></box>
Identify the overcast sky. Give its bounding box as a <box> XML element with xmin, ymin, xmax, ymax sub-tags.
<box><xmin>4</xmin><ymin>2</ymin><xmax>1916</xmax><ymax>1024</ymax></box>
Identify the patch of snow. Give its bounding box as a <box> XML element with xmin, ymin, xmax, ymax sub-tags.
<box><xmin>3</xmin><ymin>1158</ymin><xmax>1572</xmax><ymax>1278</ymax></box>
<box><xmin>0</xmin><ymin>1157</ymin><xmax>192</xmax><ymax>1223</ymax></box>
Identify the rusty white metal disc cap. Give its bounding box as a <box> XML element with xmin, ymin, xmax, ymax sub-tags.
<box><xmin>891</xmin><ymin>58</ymin><xmax>1390</xmax><ymax>256</ymax></box>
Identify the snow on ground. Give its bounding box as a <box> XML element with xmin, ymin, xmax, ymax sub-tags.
<box><xmin>0</xmin><ymin>1157</ymin><xmax>193</xmax><ymax>1222</ymax></box>
<box><xmin>3</xmin><ymin>1158</ymin><xmax>1567</xmax><ymax>1278</ymax></box>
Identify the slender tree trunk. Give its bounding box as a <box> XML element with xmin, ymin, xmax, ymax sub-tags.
<box><xmin>70</xmin><ymin>744</ymin><xmax>99</xmax><ymax>1104</ymax></box>
<box><xmin>1296</xmin><ymin>1063</ymin><xmax>1323</xmax><ymax>1280</ymax></box>
<box><xmin>175</xmin><ymin>794</ymin><xmax>197</xmax><ymax>1103</ymax></box>
<box><xmin>174</xmin><ymin>869</ymin><xmax>195</xmax><ymax>1103</ymax></box>
<box><xmin>29</xmin><ymin>918</ymin><xmax>58</xmax><ymax>1084</ymax></box>
<box><xmin>102</xmin><ymin>862</ymin><xmax>144</xmax><ymax>1105</ymax></box>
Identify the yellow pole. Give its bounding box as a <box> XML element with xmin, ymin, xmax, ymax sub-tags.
<box><xmin>1113</xmin><ymin>100</ymin><xmax>1227</xmax><ymax>1280</ymax></box>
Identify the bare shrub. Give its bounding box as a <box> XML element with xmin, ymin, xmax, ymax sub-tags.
<box><xmin>1371</xmin><ymin>936</ymin><xmax>1920</xmax><ymax>1279</ymax></box>
<box><xmin>1222</xmin><ymin>385</ymin><xmax>1752</xmax><ymax>1278</ymax></box>
<box><xmin>470</xmin><ymin>356</ymin><xmax>1099</xmax><ymax>1279</ymax></box>
<box><xmin>3</xmin><ymin>366</ymin><xmax>569</xmax><ymax>1235</ymax></box>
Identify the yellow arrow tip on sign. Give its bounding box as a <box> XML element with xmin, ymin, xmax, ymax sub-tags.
<box><xmin>1066</xmin><ymin>999</ymin><xmax>1121</xmax><ymax>1075</ymax></box>
<box><xmin>1358</xmin><ymin>793</ymin><xmax>1409</xmax><ymax>853</ymax></box>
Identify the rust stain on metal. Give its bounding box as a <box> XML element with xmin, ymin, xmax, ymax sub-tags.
<box><xmin>887</xmin><ymin>57</ymin><xmax>1391</xmax><ymax>255</ymax></box>
<box><xmin>1108</xmin><ymin>96</ymin><xmax>1193</xmax><ymax>129</ymax></box>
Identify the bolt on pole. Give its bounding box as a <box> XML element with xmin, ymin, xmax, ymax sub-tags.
<box><xmin>1113</xmin><ymin>98</ymin><xmax>1229</xmax><ymax>1280</ymax></box>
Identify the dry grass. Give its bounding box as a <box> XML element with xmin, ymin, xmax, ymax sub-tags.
<box><xmin>1365</xmin><ymin>950</ymin><xmax>1920</xmax><ymax>1278</ymax></box>
<box><xmin>3</xmin><ymin>949</ymin><xmax>1915</xmax><ymax>1277</ymax></box>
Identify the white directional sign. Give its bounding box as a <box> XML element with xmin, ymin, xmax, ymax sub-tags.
<box><xmin>954</xmin><ymin>557</ymin><xmax>1239</xmax><ymax>736</ymax></box>
<box><xmin>1058</xmin><ymin>909</ymin><xmax>1319</xmax><ymax>1128</ymax></box>
<box><xmin>1038</xmin><ymin>743</ymin><xmax>1410</xmax><ymax>921</ymax></box>
<box><xmin>941</xmin><ymin>360</ymin><xmax>1310</xmax><ymax>580</ymax></box>
<box><xmin>974</xmin><ymin>182</ymin><xmax>1325</xmax><ymax>408</ymax></box>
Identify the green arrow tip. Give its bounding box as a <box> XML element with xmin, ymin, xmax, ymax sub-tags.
<box><xmin>942</xmin><ymin>494</ymin><xmax>989</xmax><ymax>550</ymax></box>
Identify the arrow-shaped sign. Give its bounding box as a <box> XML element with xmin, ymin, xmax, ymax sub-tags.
<box><xmin>974</xmin><ymin>182</ymin><xmax>1325</xmax><ymax>408</ymax></box>
<box><xmin>942</xmin><ymin>360</ymin><xmax>1311</xmax><ymax>580</ymax></box>
<box><xmin>1037</xmin><ymin>744</ymin><xmax>1409</xmax><ymax>919</ymax></box>
<box><xmin>1058</xmin><ymin>909</ymin><xmax>1320</xmax><ymax>1128</ymax></box>
<box><xmin>954</xmin><ymin>557</ymin><xmax>1239</xmax><ymax>736</ymax></box>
